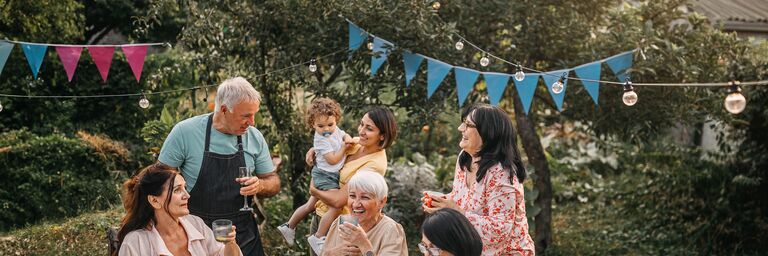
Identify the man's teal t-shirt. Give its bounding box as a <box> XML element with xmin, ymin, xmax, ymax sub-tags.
<box><xmin>158</xmin><ymin>113</ymin><xmax>274</xmax><ymax>191</ymax></box>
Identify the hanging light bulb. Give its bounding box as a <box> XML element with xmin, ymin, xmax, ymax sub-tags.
<box><xmin>367</xmin><ymin>36</ymin><xmax>374</xmax><ymax>50</ymax></box>
<box><xmin>455</xmin><ymin>40</ymin><xmax>464</xmax><ymax>51</ymax></box>
<box><xmin>551</xmin><ymin>76</ymin><xmax>565</xmax><ymax>94</ymax></box>
<box><xmin>514</xmin><ymin>65</ymin><xmax>526</xmax><ymax>81</ymax></box>
<box><xmin>139</xmin><ymin>93</ymin><xmax>150</xmax><ymax>109</ymax></box>
<box><xmin>0</xmin><ymin>100</ymin><xmax>3</xmax><ymax>112</ymax></box>
<box><xmin>724</xmin><ymin>81</ymin><xmax>746</xmax><ymax>114</ymax></box>
<box><xmin>431</xmin><ymin>1</ymin><xmax>441</xmax><ymax>10</ymax></box>
<box><xmin>480</xmin><ymin>54</ymin><xmax>490</xmax><ymax>67</ymax></box>
<box><xmin>622</xmin><ymin>79</ymin><xmax>638</xmax><ymax>106</ymax></box>
<box><xmin>308</xmin><ymin>58</ymin><xmax>318</xmax><ymax>73</ymax></box>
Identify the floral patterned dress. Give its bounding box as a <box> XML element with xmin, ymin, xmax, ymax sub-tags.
<box><xmin>448</xmin><ymin>160</ymin><xmax>535</xmax><ymax>256</ymax></box>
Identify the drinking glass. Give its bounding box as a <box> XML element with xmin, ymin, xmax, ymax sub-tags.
<box><xmin>212</xmin><ymin>219</ymin><xmax>232</xmax><ymax>243</ymax></box>
<box><xmin>239</xmin><ymin>166</ymin><xmax>253</xmax><ymax>211</ymax></box>
<box><xmin>338</xmin><ymin>214</ymin><xmax>359</xmax><ymax>227</ymax></box>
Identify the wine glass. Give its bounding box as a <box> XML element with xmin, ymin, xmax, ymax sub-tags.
<box><xmin>239</xmin><ymin>166</ymin><xmax>253</xmax><ymax>212</ymax></box>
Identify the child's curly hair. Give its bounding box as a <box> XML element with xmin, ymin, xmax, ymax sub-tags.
<box><xmin>306</xmin><ymin>97</ymin><xmax>342</xmax><ymax>129</ymax></box>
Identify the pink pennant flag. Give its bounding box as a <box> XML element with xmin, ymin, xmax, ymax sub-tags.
<box><xmin>55</xmin><ymin>46</ymin><xmax>83</xmax><ymax>82</ymax></box>
<box><xmin>87</xmin><ymin>46</ymin><xmax>115</xmax><ymax>82</ymax></box>
<box><xmin>122</xmin><ymin>45</ymin><xmax>149</xmax><ymax>83</ymax></box>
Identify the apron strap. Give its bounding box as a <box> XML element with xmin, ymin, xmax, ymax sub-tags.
<box><xmin>205</xmin><ymin>114</ymin><xmax>245</xmax><ymax>153</ymax></box>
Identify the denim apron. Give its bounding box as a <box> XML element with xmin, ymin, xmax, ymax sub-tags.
<box><xmin>188</xmin><ymin>115</ymin><xmax>264</xmax><ymax>256</ymax></box>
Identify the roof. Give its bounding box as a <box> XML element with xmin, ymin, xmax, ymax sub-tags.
<box><xmin>691</xmin><ymin>0</ymin><xmax>768</xmax><ymax>32</ymax></box>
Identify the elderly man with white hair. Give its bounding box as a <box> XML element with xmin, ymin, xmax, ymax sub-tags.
<box><xmin>321</xmin><ymin>170</ymin><xmax>408</xmax><ymax>256</ymax></box>
<box><xmin>158</xmin><ymin>76</ymin><xmax>280</xmax><ymax>256</ymax></box>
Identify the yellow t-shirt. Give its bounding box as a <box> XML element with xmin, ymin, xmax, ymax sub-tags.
<box><xmin>315</xmin><ymin>144</ymin><xmax>387</xmax><ymax>216</ymax></box>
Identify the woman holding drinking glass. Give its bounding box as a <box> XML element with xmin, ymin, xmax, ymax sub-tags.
<box><xmin>116</xmin><ymin>163</ymin><xmax>242</xmax><ymax>256</ymax></box>
<box><xmin>422</xmin><ymin>104</ymin><xmax>535</xmax><ymax>256</ymax></box>
<box><xmin>321</xmin><ymin>170</ymin><xmax>408</xmax><ymax>256</ymax></box>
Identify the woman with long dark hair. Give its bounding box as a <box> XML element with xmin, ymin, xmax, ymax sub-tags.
<box><xmin>420</xmin><ymin>208</ymin><xmax>482</xmax><ymax>256</ymax></box>
<box><xmin>423</xmin><ymin>103</ymin><xmax>535</xmax><ymax>255</ymax></box>
<box><xmin>116</xmin><ymin>163</ymin><xmax>241</xmax><ymax>256</ymax></box>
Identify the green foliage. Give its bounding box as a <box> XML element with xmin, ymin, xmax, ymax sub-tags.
<box><xmin>0</xmin><ymin>207</ymin><xmax>121</xmax><ymax>255</ymax></box>
<box><xmin>0</xmin><ymin>130</ymin><xmax>122</xmax><ymax>231</ymax></box>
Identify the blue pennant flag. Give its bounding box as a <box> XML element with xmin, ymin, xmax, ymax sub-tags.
<box><xmin>573</xmin><ymin>61</ymin><xmax>601</xmax><ymax>105</ymax></box>
<box><xmin>21</xmin><ymin>43</ymin><xmax>47</xmax><ymax>79</ymax></box>
<box><xmin>604</xmin><ymin>50</ymin><xmax>633</xmax><ymax>82</ymax></box>
<box><xmin>348</xmin><ymin>22</ymin><xmax>366</xmax><ymax>56</ymax></box>
<box><xmin>0</xmin><ymin>41</ymin><xmax>14</xmax><ymax>77</ymax></box>
<box><xmin>427</xmin><ymin>58</ymin><xmax>453</xmax><ymax>98</ymax></box>
<box><xmin>513</xmin><ymin>73</ymin><xmax>540</xmax><ymax>115</ymax></box>
<box><xmin>483</xmin><ymin>72</ymin><xmax>511</xmax><ymax>106</ymax></box>
<box><xmin>454</xmin><ymin>67</ymin><xmax>480</xmax><ymax>106</ymax></box>
<box><xmin>542</xmin><ymin>69</ymin><xmax>571</xmax><ymax>112</ymax></box>
<box><xmin>371</xmin><ymin>37</ymin><xmax>393</xmax><ymax>77</ymax></box>
<box><xmin>403</xmin><ymin>52</ymin><xmax>424</xmax><ymax>87</ymax></box>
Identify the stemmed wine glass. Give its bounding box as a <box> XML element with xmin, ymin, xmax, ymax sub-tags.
<box><xmin>239</xmin><ymin>166</ymin><xmax>254</xmax><ymax>212</ymax></box>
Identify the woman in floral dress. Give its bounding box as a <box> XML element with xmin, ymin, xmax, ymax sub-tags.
<box><xmin>423</xmin><ymin>103</ymin><xmax>535</xmax><ymax>256</ymax></box>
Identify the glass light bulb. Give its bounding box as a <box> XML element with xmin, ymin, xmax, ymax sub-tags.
<box><xmin>480</xmin><ymin>56</ymin><xmax>490</xmax><ymax>67</ymax></box>
<box><xmin>455</xmin><ymin>41</ymin><xmax>464</xmax><ymax>50</ymax></box>
<box><xmin>139</xmin><ymin>97</ymin><xmax>150</xmax><ymax>109</ymax></box>
<box><xmin>514</xmin><ymin>70</ymin><xmax>525</xmax><ymax>81</ymax></box>
<box><xmin>622</xmin><ymin>90</ymin><xmax>638</xmax><ymax>106</ymax></box>
<box><xmin>309</xmin><ymin>63</ymin><xmax>317</xmax><ymax>73</ymax></box>
<box><xmin>432</xmin><ymin>1</ymin><xmax>441</xmax><ymax>10</ymax></box>
<box><xmin>367</xmin><ymin>42</ymin><xmax>374</xmax><ymax>50</ymax></box>
<box><xmin>724</xmin><ymin>92</ymin><xmax>746</xmax><ymax>114</ymax></box>
<box><xmin>0</xmin><ymin>101</ymin><xmax>3</xmax><ymax>112</ymax></box>
<box><xmin>551</xmin><ymin>81</ymin><xmax>564</xmax><ymax>94</ymax></box>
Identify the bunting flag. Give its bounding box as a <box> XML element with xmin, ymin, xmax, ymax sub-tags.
<box><xmin>122</xmin><ymin>45</ymin><xmax>149</xmax><ymax>83</ymax></box>
<box><xmin>542</xmin><ymin>70</ymin><xmax>571</xmax><ymax>111</ymax></box>
<box><xmin>427</xmin><ymin>58</ymin><xmax>453</xmax><ymax>98</ymax></box>
<box><xmin>403</xmin><ymin>52</ymin><xmax>424</xmax><ymax>87</ymax></box>
<box><xmin>605</xmin><ymin>50</ymin><xmax>633</xmax><ymax>82</ymax></box>
<box><xmin>348</xmin><ymin>22</ymin><xmax>367</xmax><ymax>57</ymax></box>
<box><xmin>370</xmin><ymin>37</ymin><xmax>392</xmax><ymax>77</ymax></box>
<box><xmin>55</xmin><ymin>46</ymin><xmax>83</xmax><ymax>82</ymax></box>
<box><xmin>88</xmin><ymin>46</ymin><xmax>115</xmax><ymax>82</ymax></box>
<box><xmin>454</xmin><ymin>67</ymin><xmax>480</xmax><ymax>106</ymax></box>
<box><xmin>573</xmin><ymin>61</ymin><xmax>601</xmax><ymax>105</ymax></box>
<box><xmin>514</xmin><ymin>73</ymin><xmax>540</xmax><ymax>114</ymax></box>
<box><xmin>21</xmin><ymin>43</ymin><xmax>47</xmax><ymax>79</ymax></box>
<box><xmin>0</xmin><ymin>41</ymin><xmax>13</xmax><ymax>77</ymax></box>
<box><xmin>483</xmin><ymin>72</ymin><xmax>511</xmax><ymax>106</ymax></box>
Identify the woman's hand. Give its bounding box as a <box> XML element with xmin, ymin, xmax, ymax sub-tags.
<box><xmin>305</xmin><ymin>147</ymin><xmax>316</xmax><ymax>166</ymax></box>
<box><xmin>322</xmin><ymin>243</ymin><xmax>361</xmax><ymax>256</ymax></box>
<box><xmin>425</xmin><ymin>195</ymin><xmax>464</xmax><ymax>214</ymax></box>
<box><xmin>223</xmin><ymin>225</ymin><xmax>241</xmax><ymax>256</ymax></box>
<box><xmin>339</xmin><ymin>223</ymin><xmax>373</xmax><ymax>252</ymax></box>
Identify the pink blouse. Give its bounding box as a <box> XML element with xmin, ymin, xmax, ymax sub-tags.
<box><xmin>448</xmin><ymin>160</ymin><xmax>535</xmax><ymax>256</ymax></box>
<box><xmin>118</xmin><ymin>215</ymin><xmax>240</xmax><ymax>256</ymax></box>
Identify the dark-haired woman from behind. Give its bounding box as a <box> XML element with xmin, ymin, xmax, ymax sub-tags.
<box><xmin>420</xmin><ymin>208</ymin><xmax>482</xmax><ymax>256</ymax></box>
<box><xmin>116</xmin><ymin>163</ymin><xmax>242</xmax><ymax>256</ymax></box>
<box><xmin>422</xmin><ymin>103</ymin><xmax>535</xmax><ymax>255</ymax></box>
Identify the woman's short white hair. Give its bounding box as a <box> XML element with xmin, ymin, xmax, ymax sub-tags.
<box><xmin>214</xmin><ymin>77</ymin><xmax>262</xmax><ymax>113</ymax></box>
<box><xmin>347</xmin><ymin>170</ymin><xmax>388</xmax><ymax>201</ymax></box>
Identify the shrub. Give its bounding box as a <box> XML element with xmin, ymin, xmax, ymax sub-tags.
<box><xmin>0</xmin><ymin>130</ymin><xmax>123</xmax><ymax>231</ymax></box>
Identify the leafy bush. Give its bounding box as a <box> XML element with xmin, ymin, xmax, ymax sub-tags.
<box><xmin>0</xmin><ymin>130</ymin><xmax>123</xmax><ymax>231</ymax></box>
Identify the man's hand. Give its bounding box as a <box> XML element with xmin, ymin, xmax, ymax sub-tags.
<box><xmin>237</xmin><ymin>176</ymin><xmax>261</xmax><ymax>196</ymax></box>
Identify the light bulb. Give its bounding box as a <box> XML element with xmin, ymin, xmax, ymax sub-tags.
<box><xmin>455</xmin><ymin>41</ymin><xmax>464</xmax><ymax>51</ymax></box>
<box><xmin>139</xmin><ymin>96</ymin><xmax>150</xmax><ymax>109</ymax></box>
<box><xmin>551</xmin><ymin>80</ymin><xmax>564</xmax><ymax>94</ymax></box>
<box><xmin>367</xmin><ymin>41</ymin><xmax>374</xmax><ymax>50</ymax></box>
<box><xmin>309</xmin><ymin>59</ymin><xmax>317</xmax><ymax>73</ymax></box>
<box><xmin>622</xmin><ymin>90</ymin><xmax>638</xmax><ymax>106</ymax></box>
<box><xmin>724</xmin><ymin>82</ymin><xmax>746</xmax><ymax>114</ymax></box>
<box><xmin>514</xmin><ymin>68</ymin><xmax>525</xmax><ymax>81</ymax></box>
<box><xmin>0</xmin><ymin>101</ymin><xmax>3</xmax><ymax>112</ymax></box>
<box><xmin>480</xmin><ymin>56</ymin><xmax>490</xmax><ymax>67</ymax></box>
<box><xmin>432</xmin><ymin>1</ymin><xmax>441</xmax><ymax>10</ymax></box>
